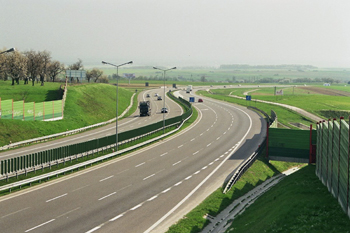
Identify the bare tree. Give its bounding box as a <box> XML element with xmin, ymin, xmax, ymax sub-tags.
<box><xmin>6</xmin><ymin>51</ymin><xmax>27</xmax><ymax>85</ymax></box>
<box><xmin>86</xmin><ymin>68</ymin><xmax>103</xmax><ymax>83</ymax></box>
<box><xmin>68</xmin><ymin>58</ymin><xmax>83</xmax><ymax>70</ymax></box>
<box><xmin>38</xmin><ymin>51</ymin><xmax>51</xmax><ymax>86</ymax></box>
<box><xmin>24</xmin><ymin>50</ymin><xmax>41</xmax><ymax>86</ymax></box>
<box><xmin>47</xmin><ymin>60</ymin><xmax>64</xmax><ymax>82</ymax></box>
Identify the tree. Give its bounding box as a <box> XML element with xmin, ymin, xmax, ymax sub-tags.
<box><xmin>97</xmin><ymin>75</ymin><xmax>109</xmax><ymax>83</ymax></box>
<box><xmin>47</xmin><ymin>60</ymin><xmax>64</xmax><ymax>82</ymax></box>
<box><xmin>24</xmin><ymin>50</ymin><xmax>41</xmax><ymax>86</ymax></box>
<box><xmin>5</xmin><ymin>51</ymin><xmax>27</xmax><ymax>85</ymax></box>
<box><xmin>68</xmin><ymin>58</ymin><xmax>83</xmax><ymax>70</ymax></box>
<box><xmin>0</xmin><ymin>50</ymin><xmax>9</xmax><ymax>80</ymax></box>
<box><xmin>86</xmin><ymin>68</ymin><xmax>103</xmax><ymax>83</ymax></box>
<box><xmin>37</xmin><ymin>51</ymin><xmax>51</xmax><ymax>86</ymax></box>
<box><xmin>200</xmin><ymin>75</ymin><xmax>207</xmax><ymax>82</ymax></box>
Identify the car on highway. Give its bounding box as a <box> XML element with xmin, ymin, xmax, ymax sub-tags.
<box><xmin>198</xmin><ymin>98</ymin><xmax>203</xmax><ymax>102</ymax></box>
<box><xmin>154</xmin><ymin>93</ymin><xmax>158</xmax><ymax>97</ymax></box>
<box><xmin>146</xmin><ymin>94</ymin><xmax>150</xmax><ymax>98</ymax></box>
<box><xmin>157</xmin><ymin>96</ymin><xmax>162</xmax><ymax>100</ymax></box>
<box><xmin>161</xmin><ymin>107</ymin><xmax>168</xmax><ymax>113</ymax></box>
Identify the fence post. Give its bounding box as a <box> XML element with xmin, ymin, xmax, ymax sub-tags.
<box><xmin>43</xmin><ymin>102</ymin><xmax>45</xmax><ymax>120</ymax></box>
<box><xmin>53</xmin><ymin>101</ymin><xmax>54</xmax><ymax>119</ymax></box>
<box><xmin>309</xmin><ymin>124</ymin><xmax>313</xmax><ymax>164</ymax></box>
<box><xmin>0</xmin><ymin>97</ymin><xmax>1</xmax><ymax>119</ymax></box>
<box><xmin>266</xmin><ymin>121</ymin><xmax>269</xmax><ymax>159</ymax></box>
<box><xmin>348</xmin><ymin>116</ymin><xmax>350</xmax><ymax>214</ymax></box>
<box><xmin>34</xmin><ymin>102</ymin><xmax>35</xmax><ymax>121</ymax></box>
<box><xmin>23</xmin><ymin>100</ymin><xmax>25</xmax><ymax>121</ymax></box>
<box><xmin>12</xmin><ymin>99</ymin><xmax>13</xmax><ymax>119</ymax></box>
<box><xmin>338</xmin><ymin>117</ymin><xmax>344</xmax><ymax>198</ymax></box>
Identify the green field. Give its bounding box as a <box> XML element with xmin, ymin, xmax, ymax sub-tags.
<box><xmin>99</xmin><ymin>67</ymin><xmax>350</xmax><ymax>83</ymax></box>
<box><xmin>205</xmin><ymin>85</ymin><xmax>350</xmax><ymax>125</ymax></box>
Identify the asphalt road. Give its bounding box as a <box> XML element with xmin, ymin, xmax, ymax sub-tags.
<box><xmin>0</xmin><ymin>87</ymin><xmax>182</xmax><ymax>161</ymax></box>
<box><xmin>0</xmin><ymin>89</ymin><xmax>265</xmax><ymax>233</ymax></box>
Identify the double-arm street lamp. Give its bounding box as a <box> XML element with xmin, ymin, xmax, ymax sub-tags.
<box><xmin>102</xmin><ymin>60</ymin><xmax>133</xmax><ymax>151</ymax></box>
<box><xmin>153</xmin><ymin>66</ymin><xmax>176</xmax><ymax>134</ymax></box>
<box><xmin>0</xmin><ymin>47</ymin><xmax>15</xmax><ymax>55</ymax></box>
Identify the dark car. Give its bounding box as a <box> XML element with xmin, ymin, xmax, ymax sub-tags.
<box><xmin>157</xmin><ymin>96</ymin><xmax>162</xmax><ymax>100</ymax></box>
<box><xmin>146</xmin><ymin>94</ymin><xmax>150</xmax><ymax>98</ymax></box>
<box><xmin>198</xmin><ymin>98</ymin><xmax>203</xmax><ymax>102</ymax></box>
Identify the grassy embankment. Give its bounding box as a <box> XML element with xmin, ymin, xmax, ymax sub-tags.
<box><xmin>0</xmin><ymin>81</ymin><xmax>134</xmax><ymax>146</ymax></box>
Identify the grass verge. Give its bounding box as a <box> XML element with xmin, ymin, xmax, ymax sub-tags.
<box><xmin>166</xmin><ymin>154</ymin><xmax>301</xmax><ymax>233</ymax></box>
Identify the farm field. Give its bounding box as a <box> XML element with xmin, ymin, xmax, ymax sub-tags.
<box><xmin>98</xmin><ymin>67</ymin><xmax>350</xmax><ymax>84</ymax></box>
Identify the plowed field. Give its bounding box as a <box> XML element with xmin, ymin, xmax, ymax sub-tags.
<box><xmin>298</xmin><ymin>86</ymin><xmax>350</xmax><ymax>96</ymax></box>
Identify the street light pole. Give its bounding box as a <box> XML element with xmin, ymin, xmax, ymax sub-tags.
<box><xmin>153</xmin><ymin>66</ymin><xmax>176</xmax><ymax>134</ymax></box>
<box><xmin>102</xmin><ymin>60</ymin><xmax>133</xmax><ymax>151</ymax></box>
<box><xmin>0</xmin><ymin>48</ymin><xmax>15</xmax><ymax>55</ymax></box>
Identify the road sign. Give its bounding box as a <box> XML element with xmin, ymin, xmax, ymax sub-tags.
<box><xmin>65</xmin><ymin>70</ymin><xmax>86</xmax><ymax>79</ymax></box>
<box><xmin>189</xmin><ymin>97</ymin><xmax>195</xmax><ymax>102</ymax></box>
<box><xmin>246</xmin><ymin>95</ymin><xmax>251</xmax><ymax>101</ymax></box>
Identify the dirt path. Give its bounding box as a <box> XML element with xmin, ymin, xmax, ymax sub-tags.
<box><xmin>299</xmin><ymin>86</ymin><xmax>350</xmax><ymax>96</ymax></box>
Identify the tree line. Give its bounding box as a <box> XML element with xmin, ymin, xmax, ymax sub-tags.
<box><xmin>0</xmin><ymin>48</ymin><xmax>108</xmax><ymax>86</ymax></box>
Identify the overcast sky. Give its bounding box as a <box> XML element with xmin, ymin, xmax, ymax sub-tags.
<box><xmin>1</xmin><ymin>0</ymin><xmax>350</xmax><ymax>68</ymax></box>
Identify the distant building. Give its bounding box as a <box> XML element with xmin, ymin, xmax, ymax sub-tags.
<box><xmin>323</xmin><ymin>83</ymin><xmax>331</xmax><ymax>86</ymax></box>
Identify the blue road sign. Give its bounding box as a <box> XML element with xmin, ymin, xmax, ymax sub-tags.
<box><xmin>189</xmin><ymin>97</ymin><xmax>195</xmax><ymax>102</ymax></box>
<box><xmin>246</xmin><ymin>95</ymin><xmax>251</xmax><ymax>101</ymax></box>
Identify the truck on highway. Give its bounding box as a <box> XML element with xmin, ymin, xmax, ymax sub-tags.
<box><xmin>139</xmin><ymin>101</ymin><xmax>151</xmax><ymax>116</ymax></box>
<box><xmin>186</xmin><ymin>85</ymin><xmax>192</xmax><ymax>93</ymax></box>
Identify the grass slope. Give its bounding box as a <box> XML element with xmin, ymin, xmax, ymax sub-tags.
<box><xmin>228</xmin><ymin>165</ymin><xmax>350</xmax><ymax>233</ymax></box>
<box><xmin>0</xmin><ymin>83</ymin><xmax>133</xmax><ymax>146</ymax></box>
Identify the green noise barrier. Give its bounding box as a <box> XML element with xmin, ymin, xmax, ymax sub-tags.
<box><xmin>316</xmin><ymin>118</ymin><xmax>350</xmax><ymax>218</ymax></box>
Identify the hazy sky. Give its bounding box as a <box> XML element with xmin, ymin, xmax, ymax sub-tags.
<box><xmin>2</xmin><ymin>0</ymin><xmax>350</xmax><ymax>68</ymax></box>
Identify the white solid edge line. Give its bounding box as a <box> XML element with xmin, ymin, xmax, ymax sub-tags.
<box><xmin>144</xmin><ymin>104</ymin><xmax>253</xmax><ymax>233</ymax></box>
<box><xmin>25</xmin><ymin>219</ymin><xmax>55</xmax><ymax>232</ymax></box>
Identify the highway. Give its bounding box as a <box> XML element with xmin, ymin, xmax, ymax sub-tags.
<box><xmin>0</xmin><ymin>87</ymin><xmax>182</xmax><ymax>161</ymax></box>
<box><xmin>0</xmin><ymin>89</ymin><xmax>265</xmax><ymax>232</ymax></box>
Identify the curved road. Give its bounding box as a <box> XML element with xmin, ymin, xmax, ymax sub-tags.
<box><xmin>0</xmin><ymin>90</ymin><xmax>265</xmax><ymax>233</ymax></box>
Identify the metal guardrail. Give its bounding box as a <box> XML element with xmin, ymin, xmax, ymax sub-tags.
<box><xmin>0</xmin><ymin>93</ymin><xmax>136</xmax><ymax>151</ymax></box>
<box><xmin>223</xmin><ymin>140</ymin><xmax>266</xmax><ymax>194</ymax></box>
<box><xmin>0</xmin><ymin>110</ymin><xmax>192</xmax><ymax>192</ymax></box>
